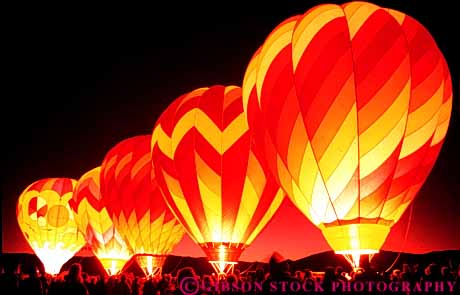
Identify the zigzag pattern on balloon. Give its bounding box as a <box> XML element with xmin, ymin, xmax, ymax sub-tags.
<box><xmin>71</xmin><ymin>167</ymin><xmax>131</xmax><ymax>262</ymax></box>
<box><xmin>151</xmin><ymin>85</ymin><xmax>285</xmax><ymax>248</ymax></box>
<box><xmin>100</xmin><ymin>135</ymin><xmax>185</xmax><ymax>255</ymax></box>
<box><xmin>242</xmin><ymin>2</ymin><xmax>452</xmax><ymax>230</ymax></box>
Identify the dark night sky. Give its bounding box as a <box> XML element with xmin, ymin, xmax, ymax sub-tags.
<box><xmin>3</xmin><ymin>1</ymin><xmax>459</xmax><ymax>260</ymax></box>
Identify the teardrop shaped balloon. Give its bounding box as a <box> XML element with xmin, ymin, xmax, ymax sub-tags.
<box><xmin>151</xmin><ymin>85</ymin><xmax>285</xmax><ymax>274</ymax></box>
<box><xmin>242</xmin><ymin>1</ymin><xmax>452</xmax><ymax>268</ymax></box>
<box><xmin>16</xmin><ymin>178</ymin><xmax>86</xmax><ymax>275</ymax></box>
<box><xmin>70</xmin><ymin>167</ymin><xmax>132</xmax><ymax>275</ymax></box>
<box><xmin>100</xmin><ymin>135</ymin><xmax>185</xmax><ymax>276</ymax></box>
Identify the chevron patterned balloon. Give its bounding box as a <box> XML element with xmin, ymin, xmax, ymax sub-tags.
<box><xmin>70</xmin><ymin>167</ymin><xmax>132</xmax><ymax>275</ymax></box>
<box><xmin>151</xmin><ymin>85</ymin><xmax>285</xmax><ymax>274</ymax></box>
<box><xmin>17</xmin><ymin>178</ymin><xmax>86</xmax><ymax>274</ymax></box>
<box><xmin>100</xmin><ymin>135</ymin><xmax>185</xmax><ymax>275</ymax></box>
<box><xmin>242</xmin><ymin>1</ymin><xmax>452</xmax><ymax>268</ymax></box>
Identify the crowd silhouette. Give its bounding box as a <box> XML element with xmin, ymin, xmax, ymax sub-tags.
<box><xmin>1</xmin><ymin>253</ymin><xmax>459</xmax><ymax>295</ymax></box>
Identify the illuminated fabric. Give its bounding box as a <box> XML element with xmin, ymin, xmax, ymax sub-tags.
<box><xmin>70</xmin><ymin>167</ymin><xmax>132</xmax><ymax>275</ymax></box>
<box><xmin>242</xmin><ymin>2</ymin><xmax>452</xmax><ymax>258</ymax></box>
<box><xmin>16</xmin><ymin>178</ymin><xmax>86</xmax><ymax>274</ymax></box>
<box><xmin>151</xmin><ymin>85</ymin><xmax>285</xmax><ymax>266</ymax></box>
<box><xmin>100</xmin><ymin>135</ymin><xmax>185</xmax><ymax>260</ymax></box>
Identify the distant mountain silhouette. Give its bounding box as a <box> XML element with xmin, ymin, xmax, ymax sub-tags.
<box><xmin>290</xmin><ymin>250</ymin><xmax>460</xmax><ymax>273</ymax></box>
<box><xmin>1</xmin><ymin>250</ymin><xmax>459</xmax><ymax>276</ymax></box>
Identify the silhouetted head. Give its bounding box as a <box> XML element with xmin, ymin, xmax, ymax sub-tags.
<box><xmin>304</xmin><ymin>269</ymin><xmax>312</xmax><ymax>279</ymax></box>
<box><xmin>295</xmin><ymin>270</ymin><xmax>303</xmax><ymax>279</ymax></box>
<box><xmin>120</xmin><ymin>274</ymin><xmax>127</xmax><ymax>282</ymax></box>
<box><xmin>177</xmin><ymin>267</ymin><xmax>196</xmax><ymax>284</ymax></box>
<box><xmin>202</xmin><ymin>274</ymin><xmax>213</xmax><ymax>285</ymax></box>
<box><xmin>227</xmin><ymin>273</ymin><xmax>237</xmax><ymax>284</ymax></box>
<box><xmin>428</xmin><ymin>263</ymin><xmax>441</xmax><ymax>277</ymax></box>
<box><xmin>441</xmin><ymin>266</ymin><xmax>450</xmax><ymax>277</ymax></box>
<box><xmin>21</xmin><ymin>263</ymin><xmax>37</xmax><ymax>276</ymax></box>
<box><xmin>68</xmin><ymin>263</ymin><xmax>83</xmax><ymax>282</ymax></box>
<box><xmin>324</xmin><ymin>266</ymin><xmax>336</xmax><ymax>281</ymax></box>
<box><xmin>403</xmin><ymin>263</ymin><xmax>411</xmax><ymax>273</ymax></box>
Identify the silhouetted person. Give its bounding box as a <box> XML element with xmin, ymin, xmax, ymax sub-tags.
<box><xmin>113</xmin><ymin>274</ymin><xmax>131</xmax><ymax>295</ymax></box>
<box><xmin>48</xmin><ymin>276</ymin><xmax>65</xmax><ymax>295</ymax></box>
<box><xmin>62</xmin><ymin>263</ymin><xmax>89</xmax><ymax>295</ymax></box>
<box><xmin>303</xmin><ymin>269</ymin><xmax>316</xmax><ymax>291</ymax></box>
<box><xmin>174</xmin><ymin>267</ymin><xmax>197</xmax><ymax>295</ymax></box>
<box><xmin>202</xmin><ymin>274</ymin><xmax>215</xmax><ymax>291</ymax></box>
<box><xmin>142</xmin><ymin>276</ymin><xmax>156</xmax><ymax>295</ymax></box>
<box><xmin>94</xmin><ymin>275</ymin><xmax>106</xmax><ymax>295</ymax></box>
<box><xmin>222</xmin><ymin>273</ymin><xmax>241</xmax><ymax>295</ymax></box>
<box><xmin>322</xmin><ymin>266</ymin><xmax>338</xmax><ymax>294</ymax></box>
<box><xmin>426</xmin><ymin>263</ymin><xmax>442</xmax><ymax>281</ymax></box>
<box><xmin>0</xmin><ymin>263</ymin><xmax>18</xmax><ymax>291</ymax></box>
<box><xmin>412</xmin><ymin>264</ymin><xmax>423</xmax><ymax>282</ymax></box>
<box><xmin>262</xmin><ymin>252</ymin><xmax>298</xmax><ymax>295</ymax></box>
<box><xmin>131</xmin><ymin>277</ymin><xmax>140</xmax><ymax>295</ymax></box>
<box><xmin>18</xmin><ymin>264</ymin><xmax>43</xmax><ymax>295</ymax></box>
<box><xmin>441</xmin><ymin>266</ymin><xmax>454</xmax><ymax>282</ymax></box>
<box><xmin>158</xmin><ymin>273</ymin><xmax>173</xmax><ymax>295</ymax></box>
<box><xmin>455</xmin><ymin>264</ymin><xmax>460</xmax><ymax>293</ymax></box>
<box><xmin>335</xmin><ymin>266</ymin><xmax>347</xmax><ymax>282</ymax></box>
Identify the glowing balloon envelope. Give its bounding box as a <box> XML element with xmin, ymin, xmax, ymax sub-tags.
<box><xmin>71</xmin><ymin>167</ymin><xmax>132</xmax><ymax>275</ymax></box>
<box><xmin>151</xmin><ymin>85</ymin><xmax>285</xmax><ymax>274</ymax></box>
<box><xmin>16</xmin><ymin>178</ymin><xmax>86</xmax><ymax>275</ymax></box>
<box><xmin>242</xmin><ymin>1</ymin><xmax>452</xmax><ymax>268</ymax></box>
<box><xmin>100</xmin><ymin>135</ymin><xmax>185</xmax><ymax>276</ymax></box>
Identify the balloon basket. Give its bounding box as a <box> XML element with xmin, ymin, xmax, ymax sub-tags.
<box><xmin>135</xmin><ymin>254</ymin><xmax>166</xmax><ymax>277</ymax></box>
<box><xmin>200</xmin><ymin>242</ymin><xmax>246</xmax><ymax>276</ymax></box>
<box><xmin>337</xmin><ymin>250</ymin><xmax>378</xmax><ymax>270</ymax></box>
<box><xmin>209</xmin><ymin>260</ymin><xmax>238</xmax><ymax>276</ymax></box>
<box><xmin>99</xmin><ymin>258</ymin><xmax>129</xmax><ymax>276</ymax></box>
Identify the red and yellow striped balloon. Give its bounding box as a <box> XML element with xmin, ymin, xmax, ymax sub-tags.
<box><xmin>16</xmin><ymin>178</ymin><xmax>86</xmax><ymax>274</ymax></box>
<box><xmin>151</xmin><ymin>85</ymin><xmax>284</xmax><ymax>274</ymax></box>
<box><xmin>100</xmin><ymin>135</ymin><xmax>185</xmax><ymax>275</ymax></box>
<box><xmin>71</xmin><ymin>167</ymin><xmax>132</xmax><ymax>275</ymax></box>
<box><xmin>242</xmin><ymin>1</ymin><xmax>452</xmax><ymax>268</ymax></box>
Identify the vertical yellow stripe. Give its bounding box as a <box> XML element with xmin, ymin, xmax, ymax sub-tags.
<box><xmin>231</xmin><ymin>177</ymin><xmax>260</xmax><ymax>243</ymax></box>
<box><xmin>298</xmin><ymin>142</ymin><xmax>318</xmax><ymax>211</ymax></box>
<box><xmin>311</xmin><ymin>173</ymin><xmax>331</xmax><ymax>223</ymax></box>
<box><xmin>287</xmin><ymin>114</ymin><xmax>308</xmax><ymax>181</ymax></box>
<box><xmin>195</xmin><ymin>151</ymin><xmax>222</xmax><ymax>241</ymax></box>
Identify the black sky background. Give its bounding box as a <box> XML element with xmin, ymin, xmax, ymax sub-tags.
<box><xmin>3</xmin><ymin>1</ymin><xmax>459</xmax><ymax>253</ymax></box>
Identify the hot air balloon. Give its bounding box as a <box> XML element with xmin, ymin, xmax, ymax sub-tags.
<box><xmin>16</xmin><ymin>178</ymin><xmax>86</xmax><ymax>275</ymax></box>
<box><xmin>100</xmin><ymin>135</ymin><xmax>185</xmax><ymax>276</ymax></box>
<box><xmin>151</xmin><ymin>85</ymin><xmax>285</xmax><ymax>274</ymax></box>
<box><xmin>242</xmin><ymin>1</ymin><xmax>452</xmax><ymax>268</ymax></box>
<box><xmin>71</xmin><ymin>167</ymin><xmax>132</xmax><ymax>275</ymax></box>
